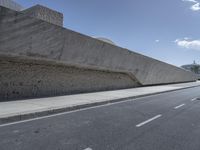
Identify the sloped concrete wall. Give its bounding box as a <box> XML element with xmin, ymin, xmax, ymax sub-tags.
<box><xmin>0</xmin><ymin>6</ymin><xmax>197</xmax><ymax>100</ymax></box>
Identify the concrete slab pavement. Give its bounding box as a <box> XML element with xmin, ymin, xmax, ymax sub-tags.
<box><xmin>0</xmin><ymin>81</ymin><xmax>200</xmax><ymax>124</ymax></box>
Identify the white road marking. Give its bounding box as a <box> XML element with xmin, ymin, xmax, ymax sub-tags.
<box><xmin>0</xmin><ymin>104</ymin><xmax>111</xmax><ymax>128</ymax></box>
<box><xmin>174</xmin><ymin>104</ymin><xmax>185</xmax><ymax>109</ymax></box>
<box><xmin>0</xmin><ymin>89</ymin><xmax>196</xmax><ymax>128</ymax></box>
<box><xmin>84</xmin><ymin>148</ymin><xmax>92</xmax><ymax>150</ymax></box>
<box><xmin>191</xmin><ymin>98</ymin><xmax>197</xmax><ymax>101</ymax></box>
<box><xmin>0</xmin><ymin>93</ymin><xmax>171</xmax><ymax>128</ymax></box>
<box><xmin>136</xmin><ymin>114</ymin><xmax>162</xmax><ymax>127</ymax></box>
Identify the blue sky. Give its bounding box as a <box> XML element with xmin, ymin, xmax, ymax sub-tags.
<box><xmin>15</xmin><ymin>0</ymin><xmax>200</xmax><ymax>66</ymax></box>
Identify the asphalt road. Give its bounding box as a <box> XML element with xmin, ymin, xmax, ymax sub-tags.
<box><xmin>0</xmin><ymin>86</ymin><xmax>200</xmax><ymax>150</ymax></box>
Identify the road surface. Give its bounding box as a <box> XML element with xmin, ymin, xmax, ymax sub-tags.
<box><xmin>0</xmin><ymin>86</ymin><xmax>200</xmax><ymax>150</ymax></box>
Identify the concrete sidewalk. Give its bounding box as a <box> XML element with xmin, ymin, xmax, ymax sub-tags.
<box><xmin>0</xmin><ymin>81</ymin><xmax>200</xmax><ymax>124</ymax></box>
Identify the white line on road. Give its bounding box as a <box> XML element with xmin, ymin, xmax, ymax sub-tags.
<box><xmin>191</xmin><ymin>98</ymin><xmax>197</xmax><ymax>101</ymax></box>
<box><xmin>174</xmin><ymin>104</ymin><xmax>185</xmax><ymax>109</ymax></box>
<box><xmin>0</xmin><ymin>92</ymin><xmax>171</xmax><ymax>128</ymax></box>
<box><xmin>84</xmin><ymin>148</ymin><xmax>92</xmax><ymax>150</ymax></box>
<box><xmin>0</xmin><ymin>90</ymin><xmax>196</xmax><ymax>128</ymax></box>
<box><xmin>136</xmin><ymin>114</ymin><xmax>162</xmax><ymax>127</ymax></box>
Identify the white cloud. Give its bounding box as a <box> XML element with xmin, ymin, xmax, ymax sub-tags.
<box><xmin>155</xmin><ymin>40</ymin><xmax>160</xmax><ymax>43</ymax></box>
<box><xmin>183</xmin><ymin>37</ymin><xmax>190</xmax><ymax>40</ymax></box>
<box><xmin>183</xmin><ymin>0</ymin><xmax>200</xmax><ymax>11</ymax></box>
<box><xmin>175</xmin><ymin>39</ymin><xmax>200</xmax><ymax>50</ymax></box>
<box><xmin>191</xmin><ymin>3</ymin><xmax>200</xmax><ymax>11</ymax></box>
<box><xmin>182</xmin><ymin>0</ymin><xmax>198</xmax><ymax>3</ymax></box>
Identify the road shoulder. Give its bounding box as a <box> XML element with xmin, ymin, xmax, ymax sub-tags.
<box><xmin>0</xmin><ymin>81</ymin><xmax>200</xmax><ymax>124</ymax></box>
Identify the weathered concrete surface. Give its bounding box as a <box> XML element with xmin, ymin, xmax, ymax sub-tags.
<box><xmin>22</xmin><ymin>5</ymin><xmax>63</xmax><ymax>26</ymax></box>
<box><xmin>0</xmin><ymin>0</ymin><xmax>22</xmax><ymax>11</ymax></box>
<box><xmin>0</xmin><ymin>55</ymin><xmax>139</xmax><ymax>101</ymax></box>
<box><xmin>0</xmin><ymin>6</ymin><xmax>197</xmax><ymax>100</ymax></box>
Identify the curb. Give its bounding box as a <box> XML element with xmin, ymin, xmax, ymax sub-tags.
<box><xmin>0</xmin><ymin>85</ymin><xmax>200</xmax><ymax>125</ymax></box>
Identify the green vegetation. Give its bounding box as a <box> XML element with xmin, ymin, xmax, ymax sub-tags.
<box><xmin>191</xmin><ymin>65</ymin><xmax>200</xmax><ymax>74</ymax></box>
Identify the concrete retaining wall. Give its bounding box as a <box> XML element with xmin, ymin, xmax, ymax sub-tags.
<box><xmin>0</xmin><ymin>6</ymin><xmax>197</xmax><ymax>100</ymax></box>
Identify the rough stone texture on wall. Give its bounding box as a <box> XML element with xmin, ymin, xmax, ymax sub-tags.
<box><xmin>0</xmin><ymin>56</ymin><xmax>139</xmax><ymax>101</ymax></box>
<box><xmin>22</xmin><ymin>5</ymin><xmax>63</xmax><ymax>26</ymax></box>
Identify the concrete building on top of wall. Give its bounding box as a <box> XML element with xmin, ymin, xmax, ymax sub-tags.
<box><xmin>0</xmin><ymin>0</ymin><xmax>22</xmax><ymax>11</ymax></box>
<box><xmin>0</xmin><ymin>1</ymin><xmax>63</xmax><ymax>26</ymax></box>
<box><xmin>22</xmin><ymin>5</ymin><xmax>63</xmax><ymax>26</ymax></box>
<box><xmin>96</xmin><ymin>37</ymin><xmax>116</xmax><ymax>45</ymax></box>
